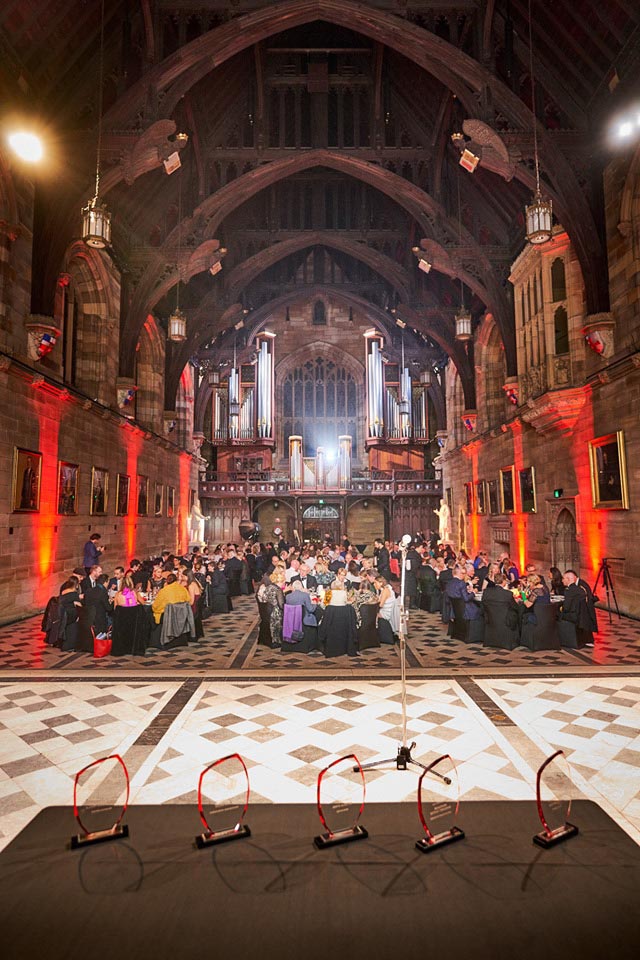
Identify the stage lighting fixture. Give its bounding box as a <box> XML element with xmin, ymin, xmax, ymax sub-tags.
<box><xmin>163</xmin><ymin>151</ymin><xmax>181</xmax><ymax>174</ymax></box>
<box><xmin>8</xmin><ymin>131</ymin><xmax>43</xmax><ymax>162</ymax></box>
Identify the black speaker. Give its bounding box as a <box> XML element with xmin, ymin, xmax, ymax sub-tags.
<box><xmin>239</xmin><ymin>520</ymin><xmax>261</xmax><ymax>541</ymax></box>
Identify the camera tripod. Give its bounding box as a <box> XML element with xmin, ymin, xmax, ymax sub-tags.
<box><xmin>592</xmin><ymin>557</ymin><xmax>622</xmax><ymax>624</ymax></box>
<box><xmin>354</xmin><ymin>539</ymin><xmax>451</xmax><ymax>786</ymax></box>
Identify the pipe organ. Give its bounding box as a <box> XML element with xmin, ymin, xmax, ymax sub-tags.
<box><xmin>209</xmin><ymin>331</ymin><xmax>276</xmax><ymax>447</ymax></box>
<box><xmin>364</xmin><ymin>330</ymin><xmax>429</xmax><ymax>444</ymax></box>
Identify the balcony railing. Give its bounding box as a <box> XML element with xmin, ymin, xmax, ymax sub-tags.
<box><xmin>200</xmin><ymin>471</ymin><xmax>442</xmax><ymax>499</ymax></box>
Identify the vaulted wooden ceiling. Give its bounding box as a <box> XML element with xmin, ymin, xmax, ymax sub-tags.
<box><xmin>1</xmin><ymin>1</ymin><xmax>638</xmax><ymax>408</ymax></box>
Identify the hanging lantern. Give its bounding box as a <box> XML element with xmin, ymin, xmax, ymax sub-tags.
<box><xmin>524</xmin><ymin>0</ymin><xmax>553</xmax><ymax>246</ymax></box>
<box><xmin>82</xmin><ymin>197</ymin><xmax>111</xmax><ymax>248</ymax></box>
<box><xmin>525</xmin><ymin>192</ymin><xmax>553</xmax><ymax>245</ymax></box>
<box><xmin>168</xmin><ymin>307</ymin><xmax>187</xmax><ymax>342</ymax></box>
<box><xmin>208</xmin><ymin>369</ymin><xmax>220</xmax><ymax>386</ymax></box>
<box><xmin>455</xmin><ymin>308</ymin><xmax>472</xmax><ymax>341</ymax></box>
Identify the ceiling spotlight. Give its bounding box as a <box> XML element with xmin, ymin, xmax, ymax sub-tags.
<box><xmin>418</xmin><ymin>257</ymin><xmax>432</xmax><ymax>274</ymax></box>
<box><xmin>618</xmin><ymin>121</ymin><xmax>634</xmax><ymax>138</ymax></box>
<box><xmin>395</xmin><ymin>318</ymin><xmax>406</xmax><ymax>329</ymax></box>
<box><xmin>459</xmin><ymin>148</ymin><xmax>479</xmax><ymax>173</ymax></box>
<box><xmin>209</xmin><ymin>260</ymin><xmax>222</xmax><ymax>275</ymax></box>
<box><xmin>175</xmin><ymin>132</ymin><xmax>189</xmax><ymax>144</ymax></box>
<box><xmin>451</xmin><ymin>132</ymin><xmax>465</xmax><ymax>146</ymax></box>
<box><xmin>163</xmin><ymin>151</ymin><xmax>182</xmax><ymax>175</ymax></box>
<box><xmin>8</xmin><ymin>131</ymin><xmax>43</xmax><ymax>162</ymax></box>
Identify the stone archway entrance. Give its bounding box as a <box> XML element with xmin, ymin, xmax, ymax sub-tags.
<box><xmin>302</xmin><ymin>504</ymin><xmax>340</xmax><ymax>544</ymax></box>
<box><xmin>554</xmin><ymin>507</ymin><xmax>579</xmax><ymax>572</ymax></box>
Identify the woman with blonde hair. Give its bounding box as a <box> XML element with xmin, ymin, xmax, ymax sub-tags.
<box><xmin>256</xmin><ymin>569</ymin><xmax>286</xmax><ymax>646</ymax></box>
<box><xmin>113</xmin><ymin>574</ymin><xmax>146</xmax><ymax>607</ymax></box>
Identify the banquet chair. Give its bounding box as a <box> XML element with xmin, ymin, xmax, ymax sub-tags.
<box><xmin>520</xmin><ymin>603</ymin><xmax>561</xmax><ymax>651</ymax></box>
<box><xmin>111</xmin><ymin>605</ymin><xmax>152</xmax><ymax>656</ymax></box>
<box><xmin>357</xmin><ymin>603</ymin><xmax>380</xmax><ymax>650</ymax></box>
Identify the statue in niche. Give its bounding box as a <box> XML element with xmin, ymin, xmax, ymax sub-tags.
<box><xmin>434</xmin><ymin>498</ymin><xmax>452</xmax><ymax>543</ymax></box>
<box><xmin>189</xmin><ymin>496</ymin><xmax>209</xmax><ymax>546</ymax></box>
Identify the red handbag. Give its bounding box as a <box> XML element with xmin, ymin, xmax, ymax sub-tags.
<box><xmin>93</xmin><ymin>631</ymin><xmax>112</xmax><ymax>658</ymax></box>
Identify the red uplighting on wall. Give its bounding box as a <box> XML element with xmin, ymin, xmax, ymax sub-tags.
<box><xmin>36</xmin><ymin>410</ymin><xmax>60</xmax><ymax>593</ymax></box>
<box><xmin>568</xmin><ymin>387</ymin><xmax>603</xmax><ymax>579</ymax></box>
<box><xmin>124</xmin><ymin>427</ymin><xmax>142</xmax><ymax>559</ymax></box>
<box><xmin>179</xmin><ymin>452</ymin><xmax>191</xmax><ymax>554</ymax></box>
<box><xmin>510</xmin><ymin>421</ymin><xmax>527</xmax><ymax>574</ymax></box>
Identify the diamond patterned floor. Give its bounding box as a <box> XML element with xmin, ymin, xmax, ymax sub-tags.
<box><xmin>0</xmin><ymin>598</ymin><xmax>638</xmax><ymax>675</ymax></box>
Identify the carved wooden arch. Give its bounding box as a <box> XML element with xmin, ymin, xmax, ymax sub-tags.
<box><xmin>124</xmin><ymin>150</ymin><xmax>499</xmax><ymax>370</ymax></box>
<box><xmin>225</xmin><ymin>232</ymin><xmax>412</xmax><ymax>302</ymax></box>
<box><xmin>99</xmin><ymin>0</ymin><xmax>605</xmax><ymax>317</ymax></box>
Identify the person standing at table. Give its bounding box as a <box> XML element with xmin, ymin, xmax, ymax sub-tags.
<box><xmin>83</xmin><ymin>533</ymin><xmax>104</xmax><ymax>575</ymax></box>
<box><xmin>561</xmin><ymin>571</ymin><xmax>594</xmax><ymax>645</ymax></box>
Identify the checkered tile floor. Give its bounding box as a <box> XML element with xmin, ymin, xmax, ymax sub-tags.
<box><xmin>0</xmin><ymin>598</ymin><xmax>638</xmax><ymax>674</ymax></box>
<box><xmin>1</xmin><ymin>676</ymin><xmax>638</xmax><ymax>854</ymax></box>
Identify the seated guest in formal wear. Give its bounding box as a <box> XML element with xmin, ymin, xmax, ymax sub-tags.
<box><xmin>561</xmin><ymin>570</ymin><xmax>594</xmax><ymax>646</ymax></box>
<box><xmin>524</xmin><ymin>563</ymin><xmax>547</xmax><ymax>589</ymax></box>
<box><xmin>346</xmin><ymin>560</ymin><xmax>362</xmax><ymax>590</ymax></box>
<box><xmin>151</xmin><ymin>574</ymin><xmax>191</xmax><ymax>624</ymax></box>
<box><xmin>113</xmin><ymin>575</ymin><xmax>146</xmax><ymax>607</ymax></box>
<box><xmin>549</xmin><ymin>566</ymin><xmax>565</xmax><ymax>596</ymax></box>
<box><xmin>285</xmin><ymin>582</ymin><xmax>320</xmax><ymax>629</ymax></box>
<box><xmin>521</xmin><ymin>574</ymin><xmax>550</xmax><ymax>624</ymax></box>
<box><xmin>481</xmin><ymin>572</ymin><xmax>520</xmax><ymax>624</ymax></box>
<box><xmin>58</xmin><ymin>579</ymin><xmax>83</xmax><ymax>650</ymax></box>
<box><xmin>445</xmin><ymin>565</ymin><xmax>482</xmax><ymax>620</ymax></box>
<box><xmin>290</xmin><ymin>562</ymin><xmax>317</xmax><ymax>591</ymax></box>
<box><xmin>482</xmin><ymin>562</ymin><xmax>501</xmax><ymax>591</ymax></box>
<box><xmin>81</xmin><ymin>566</ymin><xmax>111</xmax><ymax>636</ymax></box>
<box><xmin>375</xmin><ymin>576</ymin><xmax>399</xmax><ymax>643</ymax></box>
<box><xmin>313</xmin><ymin>559</ymin><xmax>333</xmax><ymax>588</ymax></box>
<box><xmin>330</xmin><ymin>566</ymin><xmax>349</xmax><ymax>591</ymax></box>
<box><xmin>107</xmin><ymin>566</ymin><xmax>125</xmax><ymax>596</ymax></box>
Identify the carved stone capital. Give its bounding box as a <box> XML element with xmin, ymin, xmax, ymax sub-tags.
<box><xmin>520</xmin><ymin>387</ymin><xmax>588</xmax><ymax>436</ymax></box>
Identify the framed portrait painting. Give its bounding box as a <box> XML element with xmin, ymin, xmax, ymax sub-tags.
<box><xmin>519</xmin><ymin>466</ymin><xmax>537</xmax><ymax>513</ymax></box>
<box><xmin>464</xmin><ymin>481</ymin><xmax>474</xmax><ymax>514</ymax></box>
<box><xmin>500</xmin><ymin>466</ymin><xmax>515</xmax><ymax>513</ymax></box>
<box><xmin>488</xmin><ymin>479</ymin><xmax>499</xmax><ymax>516</ymax></box>
<box><xmin>12</xmin><ymin>448</ymin><xmax>42</xmax><ymax>512</ymax></box>
<box><xmin>476</xmin><ymin>480</ymin><xmax>486</xmax><ymax>515</ymax></box>
<box><xmin>90</xmin><ymin>467</ymin><xmax>108</xmax><ymax>515</ymax></box>
<box><xmin>167</xmin><ymin>485</ymin><xmax>175</xmax><ymax>518</ymax></box>
<box><xmin>57</xmin><ymin>461</ymin><xmax>79</xmax><ymax>515</ymax></box>
<box><xmin>589</xmin><ymin>432</ymin><xmax>629</xmax><ymax>510</ymax></box>
<box><xmin>154</xmin><ymin>482</ymin><xmax>163</xmax><ymax>516</ymax></box>
<box><xmin>116</xmin><ymin>474</ymin><xmax>130</xmax><ymax>516</ymax></box>
<box><xmin>137</xmin><ymin>475</ymin><xmax>149</xmax><ymax>516</ymax></box>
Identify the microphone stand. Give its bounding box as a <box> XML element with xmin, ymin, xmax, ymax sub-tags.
<box><xmin>355</xmin><ymin>538</ymin><xmax>451</xmax><ymax>785</ymax></box>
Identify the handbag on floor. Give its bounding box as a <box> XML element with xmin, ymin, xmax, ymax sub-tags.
<box><xmin>93</xmin><ymin>628</ymin><xmax>112</xmax><ymax>658</ymax></box>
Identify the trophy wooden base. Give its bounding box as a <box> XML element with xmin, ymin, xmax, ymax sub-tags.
<box><xmin>533</xmin><ymin>822</ymin><xmax>578</xmax><ymax>848</ymax></box>
<box><xmin>196</xmin><ymin>824</ymin><xmax>251</xmax><ymax>848</ymax></box>
<box><xmin>70</xmin><ymin>824</ymin><xmax>129</xmax><ymax>849</ymax></box>
<box><xmin>313</xmin><ymin>825</ymin><xmax>368</xmax><ymax>849</ymax></box>
<box><xmin>415</xmin><ymin>825</ymin><xmax>465</xmax><ymax>853</ymax></box>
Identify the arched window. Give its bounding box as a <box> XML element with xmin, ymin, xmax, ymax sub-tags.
<box><xmin>313</xmin><ymin>300</ymin><xmax>326</xmax><ymax>325</ymax></box>
<box><xmin>554</xmin><ymin>305</ymin><xmax>569</xmax><ymax>355</ymax></box>
<box><xmin>282</xmin><ymin>357</ymin><xmax>357</xmax><ymax>456</ymax></box>
<box><xmin>551</xmin><ymin>257</ymin><xmax>566</xmax><ymax>302</ymax></box>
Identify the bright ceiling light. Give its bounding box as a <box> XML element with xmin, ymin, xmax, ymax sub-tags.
<box><xmin>619</xmin><ymin>121</ymin><xmax>634</xmax><ymax>138</ymax></box>
<box><xmin>8</xmin><ymin>131</ymin><xmax>43</xmax><ymax>162</ymax></box>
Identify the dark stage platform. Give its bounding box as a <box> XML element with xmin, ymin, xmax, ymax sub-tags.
<box><xmin>1</xmin><ymin>802</ymin><xmax>638</xmax><ymax>960</ymax></box>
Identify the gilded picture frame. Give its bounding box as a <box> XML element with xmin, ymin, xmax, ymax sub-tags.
<box><xmin>519</xmin><ymin>466</ymin><xmax>537</xmax><ymax>514</ymax></box>
<box><xmin>57</xmin><ymin>461</ymin><xmax>79</xmax><ymax>515</ymax></box>
<box><xmin>115</xmin><ymin>474</ymin><xmax>130</xmax><ymax>516</ymax></box>
<box><xmin>12</xmin><ymin>447</ymin><xmax>42</xmax><ymax>512</ymax></box>
<box><xmin>589</xmin><ymin>431</ymin><xmax>629</xmax><ymax>510</ymax></box>
<box><xmin>500</xmin><ymin>466</ymin><xmax>515</xmax><ymax>513</ymax></box>
<box><xmin>90</xmin><ymin>467</ymin><xmax>108</xmax><ymax>515</ymax></box>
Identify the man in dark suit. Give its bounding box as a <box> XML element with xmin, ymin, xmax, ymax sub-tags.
<box><xmin>224</xmin><ymin>548</ymin><xmax>244</xmax><ymax>597</ymax></box>
<box><xmin>481</xmin><ymin>573</ymin><xmax>521</xmax><ymax>629</ymax></box>
<box><xmin>576</xmin><ymin>572</ymin><xmax>598</xmax><ymax>632</ymax></box>
<box><xmin>403</xmin><ymin>543</ymin><xmax>422</xmax><ymax>609</ymax></box>
<box><xmin>374</xmin><ymin>539</ymin><xmax>391</xmax><ymax>580</ymax></box>
<box><xmin>445</xmin><ymin>565</ymin><xmax>482</xmax><ymax>620</ymax></box>
<box><xmin>107</xmin><ymin>566</ymin><xmax>125</xmax><ymax>594</ymax></box>
<box><xmin>562</xmin><ymin>571</ymin><xmax>594</xmax><ymax>645</ymax></box>
<box><xmin>290</xmin><ymin>563</ymin><xmax>317</xmax><ymax>591</ymax></box>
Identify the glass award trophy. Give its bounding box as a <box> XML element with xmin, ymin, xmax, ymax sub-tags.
<box><xmin>314</xmin><ymin>754</ymin><xmax>368</xmax><ymax>849</ymax></box>
<box><xmin>415</xmin><ymin>754</ymin><xmax>464</xmax><ymax>853</ymax></box>
<box><xmin>534</xmin><ymin>749</ymin><xmax>578</xmax><ymax>848</ymax></box>
<box><xmin>71</xmin><ymin>754</ymin><xmax>130</xmax><ymax>849</ymax></box>
<box><xmin>196</xmin><ymin>752</ymin><xmax>251</xmax><ymax>848</ymax></box>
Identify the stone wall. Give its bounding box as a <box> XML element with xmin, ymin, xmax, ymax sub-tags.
<box><xmin>0</xmin><ymin>362</ymin><xmax>199</xmax><ymax>624</ymax></box>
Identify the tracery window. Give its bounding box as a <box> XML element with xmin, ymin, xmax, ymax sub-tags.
<box><xmin>282</xmin><ymin>358</ymin><xmax>357</xmax><ymax>456</ymax></box>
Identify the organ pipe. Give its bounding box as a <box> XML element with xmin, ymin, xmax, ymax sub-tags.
<box><xmin>365</xmin><ymin>334</ymin><xmax>384</xmax><ymax>439</ymax></box>
<box><xmin>338</xmin><ymin>435</ymin><xmax>351</xmax><ymax>489</ymax></box>
<box><xmin>289</xmin><ymin>435</ymin><xmax>303</xmax><ymax>489</ymax></box>
<box><xmin>256</xmin><ymin>333</ymin><xmax>275</xmax><ymax>440</ymax></box>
